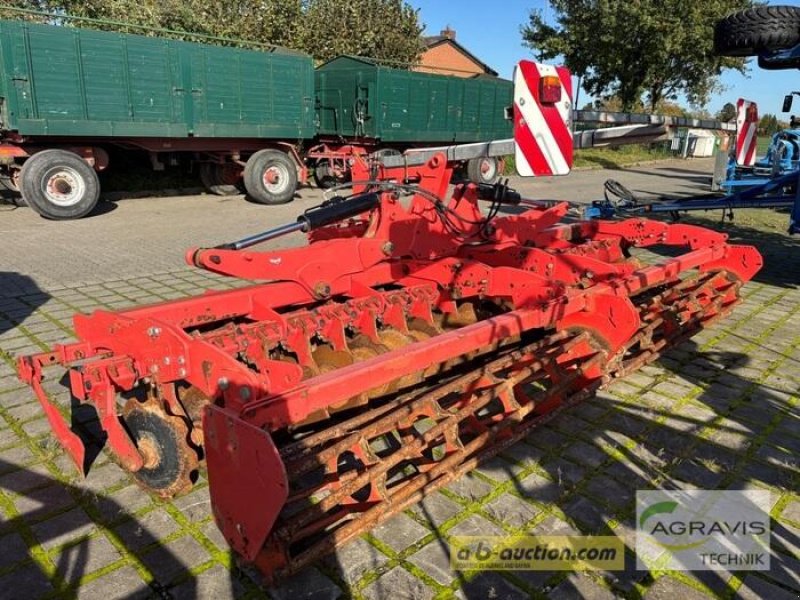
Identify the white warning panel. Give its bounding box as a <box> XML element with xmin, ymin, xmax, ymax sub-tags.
<box><xmin>513</xmin><ymin>60</ymin><xmax>573</xmax><ymax>177</ymax></box>
<box><xmin>735</xmin><ymin>98</ymin><xmax>758</xmax><ymax>166</ymax></box>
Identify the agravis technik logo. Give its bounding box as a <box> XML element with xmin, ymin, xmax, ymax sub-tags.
<box><xmin>636</xmin><ymin>490</ymin><xmax>771</xmax><ymax>571</ymax></box>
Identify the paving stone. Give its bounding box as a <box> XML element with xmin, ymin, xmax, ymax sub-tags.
<box><xmin>780</xmin><ymin>500</ymin><xmax>800</xmax><ymax>524</ymax></box>
<box><xmin>408</xmin><ymin>540</ymin><xmax>455</xmax><ymax>586</ymax></box>
<box><xmin>736</xmin><ymin>575</ymin><xmax>798</xmax><ymax>600</ymax></box>
<box><xmin>643</xmin><ymin>576</ymin><xmax>710</xmax><ymax>600</ymax></box>
<box><xmin>0</xmin><ymin>563</ymin><xmax>55</xmax><ymax>597</ymax></box>
<box><xmin>7</xmin><ymin>402</ymin><xmax>47</xmax><ymax>422</ymax></box>
<box><xmin>458</xmin><ymin>571</ymin><xmax>525</xmax><ymax>600</ymax></box>
<box><xmin>564</xmin><ymin>441</ymin><xmax>608</xmax><ymax>468</ymax></box>
<box><xmin>772</xmin><ymin>518</ymin><xmax>800</xmax><ymax>559</ymax></box>
<box><xmin>89</xmin><ymin>484</ymin><xmax>153</xmax><ymax>524</ymax></box>
<box><xmin>362</xmin><ymin>566</ymin><xmax>433</xmax><ymax>600</ymax></box>
<box><xmin>268</xmin><ymin>565</ymin><xmax>340</xmax><ymax>600</ymax></box>
<box><xmin>755</xmin><ymin>444</ymin><xmax>798</xmax><ymax>472</ymax></box>
<box><xmin>761</xmin><ymin>552</ymin><xmax>800</xmax><ymax>592</ymax></box>
<box><xmin>54</xmin><ymin>534</ymin><xmax>122</xmax><ymax>585</ymax></box>
<box><xmin>447</xmin><ymin>514</ymin><xmax>505</xmax><ymax>538</ymax></box>
<box><xmin>670</xmin><ymin>458</ymin><xmax>725</xmax><ymax>488</ymax></box>
<box><xmin>139</xmin><ymin>534</ymin><xmax>210</xmax><ymax>585</ymax></box>
<box><xmin>540</xmin><ymin>457</ymin><xmax>586</xmax><ymax>488</ymax></box>
<box><xmin>526</xmin><ymin>426</ymin><xmax>569</xmax><ymax>451</ymax></box>
<box><xmin>371</xmin><ymin>512</ymin><xmax>430</xmax><ymax>553</ymax></box>
<box><xmin>549</xmin><ymin>573</ymin><xmax>615</xmax><ymax>599</ymax></box>
<box><xmin>518</xmin><ymin>472</ymin><xmax>561</xmax><ymax>504</ymax></box>
<box><xmin>474</xmin><ymin>456</ymin><xmax>518</xmax><ymax>482</ymax></box>
<box><xmin>0</xmin><ymin>531</ymin><xmax>31</xmax><ymax>569</ymax></box>
<box><xmin>114</xmin><ymin>508</ymin><xmax>180</xmax><ymax>551</ymax></box>
<box><xmin>585</xmin><ymin>475</ymin><xmax>634</xmax><ymax>510</ymax></box>
<box><xmin>31</xmin><ymin>506</ymin><xmax>96</xmax><ymax>550</ymax></box>
<box><xmin>739</xmin><ymin>460</ymin><xmax>796</xmax><ymax>490</ymax></box>
<box><xmin>12</xmin><ymin>482</ymin><xmax>75</xmax><ymax>517</ymax></box>
<box><xmin>482</xmin><ymin>493</ymin><xmax>541</xmax><ymax>529</ymax></box>
<box><xmin>75</xmin><ymin>566</ymin><xmax>150</xmax><ymax>600</ymax></box>
<box><xmin>199</xmin><ymin>519</ymin><xmax>229</xmax><ymax>551</ymax></box>
<box><xmin>77</xmin><ymin>462</ymin><xmax>130</xmax><ymax>495</ymax></box>
<box><xmin>408</xmin><ymin>493</ymin><xmax>462</xmax><ymax>529</ymax></box>
<box><xmin>326</xmin><ymin>538</ymin><xmax>388</xmax><ymax>586</ymax></box>
<box><xmin>561</xmin><ymin>495</ymin><xmax>612</xmax><ymax>533</ymax></box>
<box><xmin>172</xmin><ymin>486</ymin><xmax>212</xmax><ymax>522</ymax></box>
<box><xmin>0</xmin><ymin>462</ymin><xmax>53</xmax><ymax>495</ymax></box>
<box><xmin>444</xmin><ymin>472</ymin><xmax>493</xmax><ymax>501</ymax></box>
<box><xmin>501</xmin><ymin>442</ymin><xmax>545</xmax><ymax>471</ymax></box>
<box><xmin>531</xmin><ymin>516</ymin><xmax>580</xmax><ymax>537</ymax></box>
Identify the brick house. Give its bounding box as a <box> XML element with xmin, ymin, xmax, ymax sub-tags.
<box><xmin>414</xmin><ymin>27</ymin><xmax>499</xmax><ymax>78</ymax></box>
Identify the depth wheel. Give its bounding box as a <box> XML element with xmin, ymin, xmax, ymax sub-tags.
<box><xmin>467</xmin><ymin>157</ymin><xmax>500</xmax><ymax>184</ymax></box>
<box><xmin>122</xmin><ymin>398</ymin><xmax>199</xmax><ymax>498</ymax></box>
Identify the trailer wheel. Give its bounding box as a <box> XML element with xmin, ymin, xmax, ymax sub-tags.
<box><xmin>467</xmin><ymin>157</ymin><xmax>500</xmax><ymax>185</ymax></box>
<box><xmin>714</xmin><ymin>5</ymin><xmax>800</xmax><ymax>57</ymax></box>
<box><xmin>243</xmin><ymin>149</ymin><xmax>297</xmax><ymax>204</ymax></box>
<box><xmin>199</xmin><ymin>163</ymin><xmax>243</xmax><ymax>196</ymax></box>
<box><xmin>19</xmin><ymin>150</ymin><xmax>99</xmax><ymax>219</ymax></box>
<box><xmin>313</xmin><ymin>159</ymin><xmax>339</xmax><ymax>189</ymax></box>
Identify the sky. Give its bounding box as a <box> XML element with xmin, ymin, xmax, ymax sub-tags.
<box><xmin>407</xmin><ymin>0</ymin><xmax>800</xmax><ymax>118</ymax></box>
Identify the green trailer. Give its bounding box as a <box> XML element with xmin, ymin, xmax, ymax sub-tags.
<box><xmin>0</xmin><ymin>19</ymin><xmax>315</xmax><ymax>218</ymax></box>
<box><xmin>311</xmin><ymin>56</ymin><xmax>512</xmax><ymax>186</ymax></box>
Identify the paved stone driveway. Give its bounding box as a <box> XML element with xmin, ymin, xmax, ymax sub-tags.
<box><xmin>0</xmin><ymin>176</ymin><xmax>798</xmax><ymax>599</ymax></box>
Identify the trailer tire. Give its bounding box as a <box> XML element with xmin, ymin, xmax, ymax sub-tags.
<box><xmin>243</xmin><ymin>150</ymin><xmax>297</xmax><ymax>204</ymax></box>
<box><xmin>313</xmin><ymin>159</ymin><xmax>339</xmax><ymax>189</ymax></box>
<box><xmin>467</xmin><ymin>157</ymin><xmax>500</xmax><ymax>185</ymax></box>
<box><xmin>19</xmin><ymin>149</ymin><xmax>99</xmax><ymax>219</ymax></box>
<box><xmin>199</xmin><ymin>163</ymin><xmax>242</xmax><ymax>196</ymax></box>
<box><xmin>714</xmin><ymin>6</ymin><xmax>800</xmax><ymax>57</ymax></box>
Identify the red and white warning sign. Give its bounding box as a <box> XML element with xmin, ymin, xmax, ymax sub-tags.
<box><xmin>513</xmin><ymin>61</ymin><xmax>573</xmax><ymax>177</ymax></box>
<box><xmin>735</xmin><ymin>98</ymin><xmax>758</xmax><ymax>166</ymax></box>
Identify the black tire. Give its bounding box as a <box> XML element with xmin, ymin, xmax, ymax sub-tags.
<box><xmin>243</xmin><ymin>149</ymin><xmax>297</xmax><ymax>204</ymax></box>
<box><xmin>0</xmin><ymin>170</ymin><xmax>25</xmax><ymax>206</ymax></box>
<box><xmin>466</xmin><ymin>157</ymin><xmax>500</xmax><ymax>185</ymax></box>
<box><xmin>199</xmin><ymin>163</ymin><xmax>242</xmax><ymax>196</ymax></box>
<box><xmin>312</xmin><ymin>159</ymin><xmax>339</xmax><ymax>189</ymax></box>
<box><xmin>714</xmin><ymin>6</ymin><xmax>800</xmax><ymax>57</ymax></box>
<box><xmin>19</xmin><ymin>149</ymin><xmax>100</xmax><ymax>219</ymax></box>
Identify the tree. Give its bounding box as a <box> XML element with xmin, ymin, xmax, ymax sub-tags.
<box><xmin>1</xmin><ymin>1</ymin><xmax>422</xmax><ymax>64</ymax></box>
<box><xmin>300</xmin><ymin>0</ymin><xmax>422</xmax><ymax>64</ymax></box>
<box><xmin>522</xmin><ymin>1</ymin><xmax>752</xmax><ymax>112</ymax></box>
<box><xmin>759</xmin><ymin>113</ymin><xmax>780</xmax><ymax>136</ymax></box>
<box><xmin>716</xmin><ymin>102</ymin><xmax>737</xmax><ymax>122</ymax></box>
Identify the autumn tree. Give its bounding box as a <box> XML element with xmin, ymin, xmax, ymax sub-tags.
<box><xmin>522</xmin><ymin>0</ymin><xmax>752</xmax><ymax>112</ymax></box>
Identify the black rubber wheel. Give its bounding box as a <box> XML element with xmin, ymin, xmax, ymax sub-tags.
<box><xmin>0</xmin><ymin>170</ymin><xmax>25</xmax><ymax>206</ymax></box>
<box><xmin>243</xmin><ymin>149</ymin><xmax>297</xmax><ymax>204</ymax></box>
<box><xmin>123</xmin><ymin>406</ymin><xmax>196</xmax><ymax>498</ymax></box>
<box><xmin>466</xmin><ymin>157</ymin><xmax>500</xmax><ymax>184</ymax></box>
<box><xmin>714</xmin><ymin>5</ymin><xmax>800</xmax><ymax>57</ymax></box>
<box><xmin>312</xmin><ymin>159</ymin><xmax>339</xmax><ymax>189</ymax></box>
<box><xmin>199</xmin><ymin>163</ymin><xmax>242</xmax><ymax>196</ymax></box>
<box><xmin>19</xmin><ymin>149</ymin><xmax>99</xmax><ymax>219</ymax></box>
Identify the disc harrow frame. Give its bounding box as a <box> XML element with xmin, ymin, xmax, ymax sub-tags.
<box><xmin>17</xmin><ymin>153</ymin><xmax>762</xmax><ymax>581</ymax></box>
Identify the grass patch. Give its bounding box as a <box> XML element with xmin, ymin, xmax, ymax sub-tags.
<box><xmin>502</xmin><ymin>142</ymin><xmax>678</xmax><ymax>175</ymax></box>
